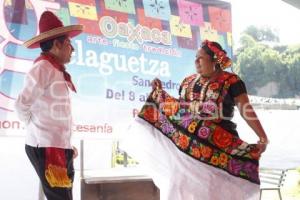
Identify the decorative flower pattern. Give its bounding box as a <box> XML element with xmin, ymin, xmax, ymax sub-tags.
<box><xmin>206</xmin><ymin>90</ymin><xmax>219</xmax><ymax>100</ymax></box>
<box><xmin>212</xmin><ymin>126</ymin><xmax>233</xmax><ymax>149</ymax></box>
<box><xmin>162</xmin><ymin>97</ymin><xmax>180</xmax><ymax>116</ymax></box>
<box><xmin>197</xmin><ymin>126</ymin><xmax>210</xmax><ymax>139</ymax></box>
<box><xmin>188</xmin><ymin>121</ymin><xmax>197</xmax><ymax>133</ymax></box>
<box><xmin>177</xmin><ymin>132</ymin><xmax>190</xmax><ymax>150</ymax></box>
<box><xmin>200</xmin><ymin>145</ymin><xmax>213</xmax><ymax>159</ymax></box>
<box><xmin>161</xmin><ymin>120</ymin><xmax>176</xmax><ymax>135</ymax></box>
<box><xmin>191</xmin><ymin>147</ymin><xmax>201</xmax><ymax>158</ymax></box>
<box><xmin>179</xmin><ymin>114</ymin><xmax>193</xmax><ymax>129</ymax></box>
<box><xmin>143</xmin><ymin>106</ymin><xmax>159</xmax><ymax>123</ymax></box>
<box><xmin>219</xmin><ymin>153</ymin><xmax>228</xmax><ymax>166</ymax></box>
<box><xmin>202</xmin><ymin>100</ymin><xmax>217</xmax><ymax>115</ymax></box>
<box><xmin>209</xmin><ymin>82</ymin><xmax>220</xmax><ymax>90</ymax></box>
<box><xmin>210</xmin><ymin>155</ymin><xmax>219</xmax><ymax>166</ymax></box>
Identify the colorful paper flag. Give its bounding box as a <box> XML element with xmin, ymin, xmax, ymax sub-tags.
<box><xmin>77</xmin><ymin>17</ymin><xmax>101</xmax><ymax>35</ymax></box>
<box><xmin>177</xmin><ymin>30</ymin><xmax>198</xmax><ymax>49</ymax></box>
<box><xmin>104</xmin><ymin>0</ymin><xmax>136</xmax><ymax>14</ymax></box>
<box><xmin>200</xmin><ymin>22</ymin><xmax>218</xmax><ymax>42</ymax></box>
<box><xmin>137</xmin><ymin>8</ymin><xmax>162</xmax><ymax>30</ymax></box>
<box><xmin>68</xmin><ymin>2</ymin><xmax>98</xmax><ymax>20</ymax></box>
<box><xmin>143</xmin><ymin>0</ymin><xmax>171</xmax><ymax>20</ymax></box>
<box><xmin>208</xmin><ymin>6</ymin><xmax>231</xmax><ymax>33</ymax></box>
<box><xmin>99</xmin><ymin>0</ymin><xmax>128</xmax><ymax>23</ymax></box>
<box><xmin>177</xmin><ymin>0</ymin><xmax>204</xmax><ymax>26</ymax></box>
<box><xmin>170</xmin><ymin>15</ymin><xmax>192</xmax><ymax>38</ymax></box>
<box><xmin>69</xmin><ymin>0</ymin><xmax>96</xmax><ymax>6</ymax></box>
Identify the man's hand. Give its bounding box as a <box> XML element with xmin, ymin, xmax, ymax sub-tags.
<box><xmin>72</xmin><ymin>146</ymin><xmax>78</xmax><ymax>159</ymax></box>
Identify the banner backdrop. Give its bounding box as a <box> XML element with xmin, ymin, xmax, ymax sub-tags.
<box><xmin>0</xmin><ymin>0</ymin><xmax>232</xmax><ymax>137</ymax></box>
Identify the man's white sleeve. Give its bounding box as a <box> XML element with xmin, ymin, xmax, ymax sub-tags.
<box><xmin>14</xmin><ymin>61</ymin><xmax>53</xmax><ymax>123</ymax></box>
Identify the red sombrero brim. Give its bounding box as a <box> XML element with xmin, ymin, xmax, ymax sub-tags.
<box><xmin>24</xmin><ymin>25</ymin><xmax>83</xmax><ymax>49</ymax></box>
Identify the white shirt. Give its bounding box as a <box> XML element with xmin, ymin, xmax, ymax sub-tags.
<box><xmin>15</xmin><ymin>59</ymin><xmax>73</xmax><ymax>149</ymax></box>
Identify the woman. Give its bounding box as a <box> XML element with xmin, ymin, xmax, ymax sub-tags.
<box><xmin>123</xmin><ymin>40</ymin><xmax>268</xmax><ymax>200</ymax></box>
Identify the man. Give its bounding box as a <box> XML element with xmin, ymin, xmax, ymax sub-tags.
<box><xmin>15</xmin><ymin>11</ymin><xmax>83</xmax><ymax>200</ymax></box>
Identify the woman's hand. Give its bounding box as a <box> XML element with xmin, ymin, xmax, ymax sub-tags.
<box><xmin>256</xmin><ymin>143</ymin><xmax>267</xmax><ymax>155</ymax></box>
<box><xmin>151</xmin><ymin>78</ymin><xmax>162</xmax><ymax>90</ymax></box>
<box><xmin>256</xmin><ymin>137</ymin><xmax>269</xmax><ymax>155</ymax></box>
<box><xmin>151</xmin><ymin>78</ymin><xmax>163</xmax><ymax>102</ymax></box>
<box><xmin>235</xmin><ymin>93</ymin><xmax>268</xmax><ymax>157</ymax></box>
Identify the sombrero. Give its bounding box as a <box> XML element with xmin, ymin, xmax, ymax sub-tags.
<box><xmin>24</xmin><ymin>11</ymin><xmax>83</xmax><ymax>49</ymax></box>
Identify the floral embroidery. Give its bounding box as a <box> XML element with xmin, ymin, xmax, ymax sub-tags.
<box><xmin>159</xmin><ymin>112</ymin><xmax>168</xmax><ymax>122</ymax></box>
<box><xmin>178</xmin><ymin>133</ymin><xmax>190</xmax><ymax>150</ymax></box>
<box><xmin>197</xmin><ymin>126</ymin><xmax>210</xmax><ymax>139</ymax></box>
<box><xmin>179</xmin><ymin>114</ymin><xmax>194</xmax><ymax>129</ymax></box>
<box><xmin>228</xmin><ymin>158</ymin><xmax>243</xmax><ymax>176</ymax></box>
<box><xmin>210</xmin><ymin>155</ymin><xmax>219</xmax><ymax>166</ymax></box>
<box><xmin>228</xmin><ymin>75</ymin><xmax>239</xmax><ymax>84</ymax></box>
<box><xmin>242</xmin><ymin>161</ymin><xmax>259</xmax><ymax>181</ymax></box>
<box><xmin>172</xmin><ymin>131</ymin><xmax>180</xmax><ymax>142</ymax></box>
<box><xmin>142</xmin><ymin>106</ymin><xmax>159</xmax><ymax>123</ymax></box>
<box><xmin>180</xmin><ymin>74</ymin><xmax>198</xmax><ymax>99</ymax></box>
<box><xmin>230</xmin><ymin>138</ymin><xmax>243</xmax><ymax>148</ymax></box>
<box><xmin>162</xmin><ymin>97</ymin><xmax>180</xmax><ymax>116</ymax></box>
<box><xmin>208</xmin><ymin>82</ymin><xmax>220</xmax><ymax>90</ymax></box>
<box><xmin>191</xmin><ymin>147</ymin><xmax>201</xmax><ymax>158</ymax></box>
<box><xmin>200</xmin><ymin>145</ymin><xmax>213</xmax><ymax>159</ymax></box>
<box><xmin>188</xmin><ymin>121</ymin><xmax>197</xmax><ymax>133</ymax></box>
<box><xmin>161</xmin><ymin>120</ymin><xmax>176</xmax><ymax>135</ymax></box>
<box><xmin>249</xmin><ymin>146</ymin><xmax>261</xmax><ymax>160</ymax></box>
<box><xmin>219</xmin><ymin>153</ymin><xmax>229</xmax><ymax>166</ymax></box>
<box><xmin>212</xmin><ymin>126</ymin><xmax>233</xmax><ymax>149</ymax></box>
<box><xmin>202</xmin><ymin>100</ymin><xmax>217</xmax><ymax>115</ymax></box>
<box><xmin>138</xmin><ymin>71</ymin><xmax>260</xmax><ymax>184</ymax></box>
<box><xmin>206</xmin><ymin>89</ymin><xmax>219</xmax><ymax>100</ymax></box>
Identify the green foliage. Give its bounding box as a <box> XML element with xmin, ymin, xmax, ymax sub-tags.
<box><xmin>244</xmin><ymin>25</ymin><xmax>279</xmax><ymax>42</ymax></box>
<box><xmin>234</xmin><ymin>26</ymin><xmax>300</xmax><ymax>98</ymax></box>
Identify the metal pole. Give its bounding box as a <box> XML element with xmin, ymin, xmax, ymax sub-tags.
<box><xmin>38</xmin><ymin>181</ymin><xmax>45</xmax><ymax>200</ymax></box>
<box><xmin>80</xmin><ymin>139</ymin><xmax>84</xmax><ymax>178</ymax></box>
<box><xmin>124</xmin><ymin>152</ymin><xmax>128</xmax><ymax>168</ymax></box>
<box><xmin>80</xmin><ymin>140</ymin><xmax>84</xmax><ymax>200</ymax></box>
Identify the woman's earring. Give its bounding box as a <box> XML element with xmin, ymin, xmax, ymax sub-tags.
<box><xmin>213</xmin><ymin>63</ymin><xmax>216</xmax><ymax>72</ymax></box>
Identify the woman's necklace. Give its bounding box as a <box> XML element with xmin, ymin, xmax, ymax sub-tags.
<box><xmin>189</xmin><ymin>70</ymin><xmax>221</xmax><ymax>114</ymax></box>
<box><xmin>189</xmin><ymin>70</ymin><xmax>221</xmax><ymax>103</ymax></box>
<box><xmin>199</xmin><ymin>80</ymin><xmax>210</xmax><ymax>104</ymax></box>
<box><xmin>189</xmin><ymin>74</ymin><xmax>201</xmax><ymax>101</ymax></box>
